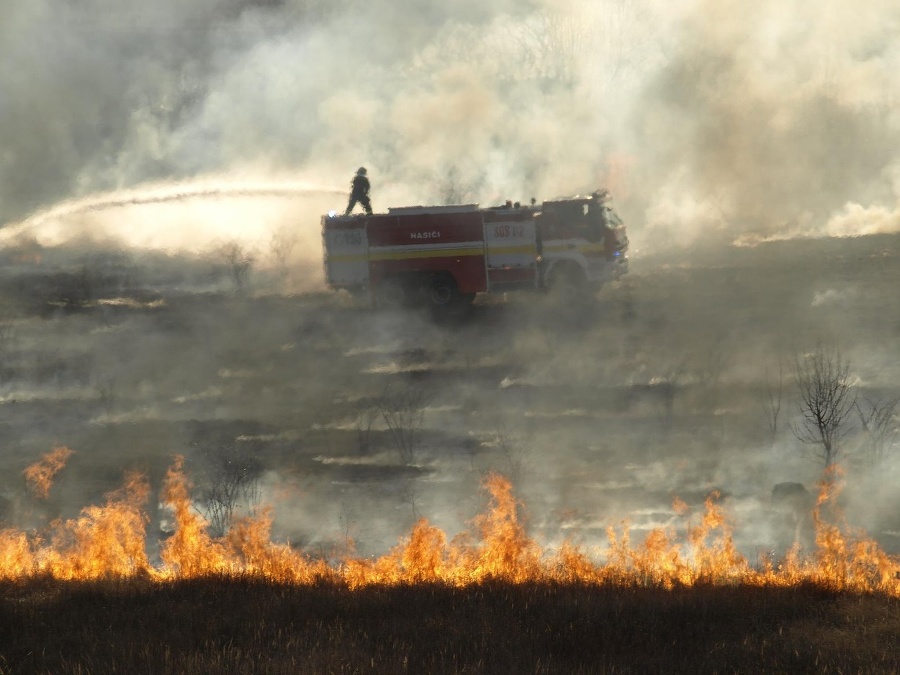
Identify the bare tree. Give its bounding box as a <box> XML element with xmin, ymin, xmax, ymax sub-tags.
<box><xmin>379</xmin><ymin>383</ymin><xmax>429</xmax><ymax>464</ymax></box>
<box><xmin>761</xmin><ymin>361</ymin><xmax>786</xmax><ymax>447</ymax></box>
<box><xmin>518</xmin><ymin>11</ymin><xmax>587</xmax><ymax>85</ymax></box>
<box><xmin>338</xmin><ymin>500</ymin><xmax>357</xmax><ymax>558</ymax></box>
<box><xmin>217</xmin><ymin>241</ymin><xmax>255</xmax><ymax>293</ymax></box>
<box><xmin>401</xmin><ymin>479</ymin><xmax>421</xmax><ymax>520</ymax></box>
<box><xmin>190</xmin><ymin>431</ymin><xmax>264</xmax><ymax>537</ymax></box>
<box><xmin>791</xmin><ymin>344</ymin><xmax>857</xmax><ymax>467</ymax></box>
<box><xmin>653</xmin><ymin>358</ymin><xmax>689</xmax><ymax>434</ymax></box>
<box><xmin>353</xmin><ymin>401</ymin><xmax>380</xmax><ymax>456</ymax></box>
<box><xmin>488</xmin><ymin>417</ymin><xmax>532</xmax><ymax>487</ymax></box>
<box><xmin>855</xmin><ymin>397</ymin><xmax>899</xmax><ymax>467</ymax></box>
<box><xmin>267</xmin><ymin>227</ymin><xmax>297</xmax><ymax>288</ymax></box>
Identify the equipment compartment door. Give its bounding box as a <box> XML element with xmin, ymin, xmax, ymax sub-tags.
<box><xmin>323</xmin><ymin>219</ymin><xmax>369</xmax><ymax>287</ymax></box>
<box><xmin>484</xmin><ymin>216</ymin><xmax>538</xmax><ymax>290</ymax></box>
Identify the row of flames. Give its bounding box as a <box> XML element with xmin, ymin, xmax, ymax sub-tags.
<box><xmin>2</xmin><ymin>447</ymin><xmax>899</xmax><ymax>593</ymax></box>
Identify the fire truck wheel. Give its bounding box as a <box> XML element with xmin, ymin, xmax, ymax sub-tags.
<box><xmin>428</xmin><ymin>276</ymin><xmax>460</xmax><ymax>308</ymax></box>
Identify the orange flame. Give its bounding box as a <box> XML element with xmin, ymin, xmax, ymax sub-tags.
<box><xmin>1</xmin><ymin>455</ymin><xmax>898</xmax><ymax>595</ymax></box>
<box><xmin>805</xmin><ymin>466</ymin><xmax>898</xmax><ymax>591</ymax></box>
<box><xmin>44</xmin><ymin>471</ymin><xmax>151</xmax><ymax>580</ymax></box>
<box><xmin>22</xmin><ymin>446</ymin><xmax>74</xmax><ymax>499</ymax></box>
<box><xmin>158</xmin><ymin>455</ymin><xmax>231</xmax><ymax>577</ymax></box>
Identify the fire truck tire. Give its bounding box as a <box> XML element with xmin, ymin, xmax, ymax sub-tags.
<box><xmin>427</xmin><ymin>275</ymin><xmax>460</xmax><ymax>308</ymax></box>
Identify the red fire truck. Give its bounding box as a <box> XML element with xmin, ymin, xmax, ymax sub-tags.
<box><xmin>321</xmin><ymin>190</ymin><xmax>628</xmax><ymax>310</ymax></box>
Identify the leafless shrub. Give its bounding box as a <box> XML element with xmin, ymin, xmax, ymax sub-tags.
<box><xmin>268</xmin><ymin>227</ymin><xmax>297</xmax><ymax>287</ymax></box>
<box><xmin>378</xmin><ymin>384</ymin><xmax>429</xmax><ymax>464</ymax></box>
<box><xmin>401</xmin><ymin>479</ymin><xmax>421</xmax><ymax>520</ymax></box>
<box><xmin>653</xmin><ymin>358</ymin><xmax>689</xmax><ymax>433</ymax></box>
<box><xmin>97</xmin><ymin>377</ymin><xmax>117</xmax><ymax>419</ymax></box>
<box><xmin>338</xmin><ymin>500</ymin><xmax>358</xmax><ymax>558</ymax></box>
<box><xmin>216</xmin><ymin>241</ymin><xmax>255</xmax><ymax>293</ymax></box>
<box><xmin>353</xmin><ymin>402</ymin><xmax>380</xmax><ymax>456</ymax></box>
<box><xmin>192</xmin><ymin>438</ymin><xmax>263</xmax><ymax>537</ymax></box>
<box><xmin>855</xmin><ymin>397</ymin><xmax>899</xmax><ymax>467</ymax></box>
<box><xmin>761</xmin><ymin>361</ymin><xmax>786</xmax><ymax>447</ymax></box>
<box><xmin>791</xmin><ymin>344</ymin><xmax>857</xmax><ymax>468</ymax></box>
<box><xmin>487</xmin><ymin>417</ymin><xmax>532</xmax><ymax>487</ymax></box>
<box><xmin>510</xmin><ymin>9</ymin><xmax>590</xmax><ymax>84</ymax></box>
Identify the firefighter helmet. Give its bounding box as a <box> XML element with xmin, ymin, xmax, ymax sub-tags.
<box><xmin>357</xmin><ymin>167</ymin><xmax>367</xmax><ymax>176</ymax></box>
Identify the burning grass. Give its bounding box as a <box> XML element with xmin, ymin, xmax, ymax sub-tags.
<box><xmin>3</xmin><ymin>453</ymin><xmax>899</xmax><ymax>595</ymax></box>
<box><xmin>1</xmin><ymin>453</ymin><xmax>900</xmax><ymax>672</ymax></box>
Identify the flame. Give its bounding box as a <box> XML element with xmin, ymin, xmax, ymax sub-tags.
<box><xmin>44</xmin><ymin>471</ymin><xmax>151</xmax><ymax>580</ymax></box>
<box><xmin>158</xmin><ymin>455</ymin><xmax>231</xmax><ymax>578</ymax></box>
<box><xmin>23</xmin><ymin>446</ymin><xmax>75</xmax><ymax>499</ymax></box>
<box><xmin>1</xmin><ymin>453</ymin><xmax>898</xmax><ymax>595</ymax></box>
<box><xmin>804</xmin><ymin>466</ymin><xmax>899</xmax><ymax>591</ymax></box>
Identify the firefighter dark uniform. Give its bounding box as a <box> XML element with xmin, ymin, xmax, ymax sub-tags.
<box><xmin>345</xmin><ymin>167</ymin><xmax>373</xmax><ymax>215</ymax></box>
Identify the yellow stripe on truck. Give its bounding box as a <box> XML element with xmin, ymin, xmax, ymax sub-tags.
<box><xmin>329</xmin><ymin>243</ymin><xmax>601</xmax><ymax>263</ymax></box>
<box><xmin>487</xmin><ymin>245</ymin><xmax>536</xmax><ymax>256</ymax></box>
<box><xmin>369</xmin><ymin>247</ymin><xmax>485</xmax><ymax>261</ymax></box>
<box><xmin>326</xmin><ymin>254</ymin><xmax>368</xmax><ymax>263</ymax></box>
<box><xmin>327</xmin><ymin>248</ymin><xmax>486</xmax><ymax>263</ymax></box>
<box><xmin>543</xmin><ymin>243</ymin><xmax>607</xmax><ymax>255</ymax></box>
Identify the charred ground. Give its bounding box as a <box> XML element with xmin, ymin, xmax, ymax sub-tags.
<box><xmin>0</xmin><ymin>233</ymin><xmax>898</xmax><ymax>672</ymax></box>
<box><xmin>0</xmin><ymin>234</ymin><xmax>898</xmax><ymax>555</ymax></box>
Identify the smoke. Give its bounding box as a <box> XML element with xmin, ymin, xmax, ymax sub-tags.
<box><xmin>634</xmin><ymin>0</ymin><xmax>900</xmax><ymax>249</ymax></box>
<box><xmin>4</xmin><ymin>0</ymin><xmax>898</xmax><ymax>251</ymax></box>
<box><xmin>1</xmin><ymin>0</ymin><xmax>899</xmax><ymax>561</ymax></box>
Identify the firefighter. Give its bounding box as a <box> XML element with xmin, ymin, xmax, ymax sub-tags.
<box><xmin>344</xmin><ymin>167</ymin><xmax>373</xmax><ymax>215</ymax></box>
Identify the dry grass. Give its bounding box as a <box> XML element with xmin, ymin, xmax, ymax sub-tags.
<box><xmin>1</xmin><ymin>577</ymin><xmax>898</xmax><ymax>674</ymax></box>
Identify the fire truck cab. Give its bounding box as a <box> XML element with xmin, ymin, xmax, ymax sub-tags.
<box><xmin>321</xmin><ymin>190</ymin><xmax>627</xmax><ymax>311</ymax></box>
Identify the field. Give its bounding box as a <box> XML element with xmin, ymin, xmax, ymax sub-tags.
<box><xmin>0</xmin><ymin>229</ymin><xmax>899</xmax><ymax>672</ymax></box>
<box><xmin>3</xmin><ymin>579</ymin><xmax>900</xmax><ymax>674</ymax></box>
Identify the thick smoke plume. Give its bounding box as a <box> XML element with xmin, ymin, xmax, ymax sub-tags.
<box><xmin>3</xmin><ymin>0</ymin><xmax>899</xmax><ymax>253</ymax></box>
<box><xmin>1</xmin><ymin>0</ymin><xmax>899</xmax><ymax>562</ymax></box>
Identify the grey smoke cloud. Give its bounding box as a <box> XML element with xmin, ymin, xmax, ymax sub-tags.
<box><xmin>634</xmin><ymin>0</ymin><xmax>900</xmax><ymax>248</ymax></box>
<box><xmin>2</xmin><ymin>0</ymin><xmax>899</xmax><ymax>252</ymax></box>
<box><xmin>2</xmin><ymin>0</ymin><xmax>899</xmax><ymax>569</ymax></box>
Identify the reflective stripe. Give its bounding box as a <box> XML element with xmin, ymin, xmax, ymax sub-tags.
<box><xmin>366</xmin><ymin>240</ymin><xmax>483</xmax><ymax>261</ymax></box>
<box><xmin>543</xmin><ymin>242</ymin><xmax>606</xmax><ymax>255</ymax></box>
<box><xmin>487</xmin><ymin>245</ymin><xmax>536</xmax><ymax>256</ymax></box>
<box><xmin>327</xmin><ymin>253</ymin><xmax>368</xmax><ymax>263</ymax></box>
<box><xmin>370</xmin><ymin>240</ymin><xmax>483</xmax><ymax>253</ymax></box>
<box><xmin>369</xmin><ymin>247</ymin><xmax>484</xmax><ymax>261</ymax></box>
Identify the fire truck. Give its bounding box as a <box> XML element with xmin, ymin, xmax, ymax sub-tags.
<box><xmin>321</xmin><ymin>190</ymin><xmax>628</xmax><ymax>311</ymax></box>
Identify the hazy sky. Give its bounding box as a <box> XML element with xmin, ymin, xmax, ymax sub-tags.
<box><xmin>2</xmin><ymin>0</ymin><xmax>899</xmax><ymax>251</ymax></box>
